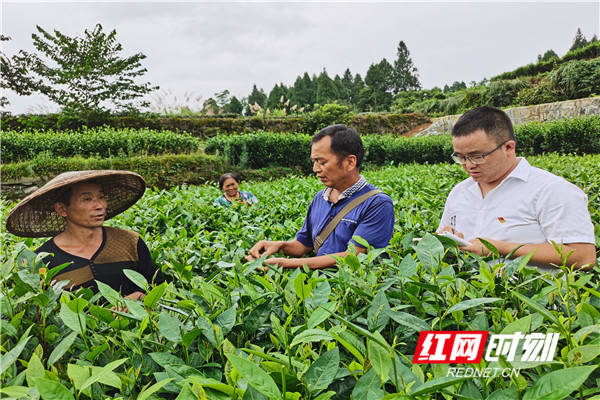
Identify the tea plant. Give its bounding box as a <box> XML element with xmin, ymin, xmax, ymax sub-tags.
<box><xmin>1</xmin><ymin>154</ymin><xmax>599</xmax><ymax>399</ymax></box>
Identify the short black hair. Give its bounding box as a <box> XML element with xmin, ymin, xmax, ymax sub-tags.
<box><xmin>55</xmin><ymin>187</ymin><xmax>73</xmax><ymax>206</ymax></box>
<box><xmin>452</xmin><ymin>106</ymin><xmax>515</xmax><ymax>144</ymax></box>
<box><xmin>311</xmin><ymin>124</ymin><xmax>364</xmax><ymax>168</ymax></box>
<box><xmin>218</xmin><ymin>173</ymin><xmax>239</xmax><ymax>190</ymax></box>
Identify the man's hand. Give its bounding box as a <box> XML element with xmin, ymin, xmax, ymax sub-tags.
<box><xmin>246</xmin><ymin>240</ymin><xmax>284</xmax><ymax>261</ymax></box>
<box><xmin>460</xmin><ymin>238</ymin><xmax>491</xmax><ymax>256</ymax></box>
<box><xmin>264</xmin><ymin>257</ymin><xmax>290</xmax><ymax>267</ymax></box>
<box><xmin>125</xmin><ymin>291</ymin><xmax>145</xmax><ymax>301</ymax></box>
<box><xmin>437</xmin><ymin>226</ymin><xmax>465</xmax><ymax>238</ymax></box>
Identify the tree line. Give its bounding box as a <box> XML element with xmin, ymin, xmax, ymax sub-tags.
<box><xmin>1</xmin><ymin>24</ymin><xmax>597</xmax><ymax>120</ymax></box>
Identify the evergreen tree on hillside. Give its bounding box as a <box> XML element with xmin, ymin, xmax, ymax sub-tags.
<box><xmin>537</xmin><ymin>49</ymin><xmax>558</xmax><ymax>63</ymax></box>
<box><xmin>363</xmin><ymin>59</ymin><xmax>394</xmax><ymax>111</ymax></box>
<box><xmin>334</xmin><ymin>74</ymin><xmax>349</xmax><ymax>102</ymax></box>
<box><xmin>315</xmin><ymin>69</ymin><xmax>339</xmax><ymax>105</ymax></box>
<box><xmin>267</xmin><ymin>83</ymin><xmax>288</xmax><ymax>110</ymax></box>
<box><xmin>291</xmin><ymin>72</ymin><xmax>314</xmax><ymax>109</ymax></box>
<box><xmin>569</xmin><ymin>28</ymin><xmax>589</xmax><ymax>52</ymax></box>
<box><xmin>392</xmin><ymin>40</ymin><xmax>421</xmax><ymax>94</ymax></box>
<box><xmin>224</xmin><ymin>96</ymin><xmax>243</xmax><ymax>115</ymax></box>
<box><xmin>341</xmin><ymin>69</ymin><xmax>354</xmax><ymax>98</ymax></box>
<box><xmin>351</xmin><ymin>73</ymin><xmax>365</xmax><ymax>106</ymax></box>
<box><xmin>246</xmin><ymin>84</ymin><xmax>267</xmax><ymax>115</ymax></box>
<box><xmin>443</xmin><ymin>81</ymin><xmax>467</xmax><ymax>93</ymax></box>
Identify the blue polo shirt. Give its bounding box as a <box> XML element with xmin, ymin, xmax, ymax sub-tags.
<box><xmin>296</xmin><ymin>184</ymin><xmax>395</xmax><ymax>256</ymax></box>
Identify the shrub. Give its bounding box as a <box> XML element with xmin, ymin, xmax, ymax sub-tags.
<box><xmin>1</xmin><ymin>153</ymin><xmax>226</xmax><ymax>188</ymax></box>
<box><xmin>516</xmin><ymin>116</ymin><xmax>600</xmax><ymax>155</ymax></box>
<box><xmin>548</xmin><ymin>58</ymin><xmax>600</xmax><ymax>100</ymax></box>
<box><xmin>301</xmin><ymin>103</ymin><xmax>353</xmax><ymax>133</ymax></box>
<box><xmin>206</xmin><ymin>132</ymin><xmax>313</xmax><ymax>171</ymax></box>
<box><xmin>0</xmin><ymin>126</ymin><xmax>201</xmax><ymax>163</ymax></box>
<box><xmin>514</xmin><ymin>79</ymin><xmax>560</xmax><ymax>106</ymax></box>
<box><xmin>483</xmin><ymin>79</ymin><xmax>529</xmax><ymax>107</ymax></box>
<box><xmin>491</xmin><ymin>41</ymin><xmax>600</xmax><ymax>81</ymax></box>
<box><xmin>205</xmin><ymin>116</ymin><xmax>600</xmax><ymax>170</ymax></box>
<box><xmin>3</xmin><ymin>110</ymin><xmax>429</xmax><ymax>137</ymax></box>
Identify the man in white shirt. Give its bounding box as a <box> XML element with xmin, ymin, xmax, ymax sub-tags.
<box><xmin>437</xmin><ymin>106</ymin><xmax>596</xmax><ymax>270</ymax></box>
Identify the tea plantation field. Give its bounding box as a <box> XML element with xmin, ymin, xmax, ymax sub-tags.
<box><xmin>1</xmin><ymin>154</ymin><xmax>599</xmax><ymax>399</ymax></box>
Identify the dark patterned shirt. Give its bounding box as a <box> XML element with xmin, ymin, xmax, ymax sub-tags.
<box><xmin>36</xmin><ymin>226</ymin><xmax>161</xmax><ymax>295</ymax></box>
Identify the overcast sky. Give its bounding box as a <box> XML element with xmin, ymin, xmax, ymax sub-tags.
<box><xmin>2</xmin><ymin>1</ymin><xmax>599</xmax><ymax>114</ymax></box>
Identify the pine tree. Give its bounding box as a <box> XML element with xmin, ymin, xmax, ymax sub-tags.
<box><xmin>364</xmin><ymin>59</ymin><xmax>394</xmax><ymax>111</ymax></box>
<box><xmin>392</xmin><ymin>40</ymin><xmax>421</xmax><ymax>94</ymax></box>
<box><xmin>224</xmin><ymin>96</ymin><xmax>243</xmax><ymax>115</ymax></box>
<box><xmin>569</xmin><ymin>28</ymin><xmax>588</xmax><ymax>52</ymax></box>
<box><xmin>537</xmin><ymin>49</ymin><xmax>558</xmax><ymax>63</ymax></box>
<box><xmin>315</xmin><ymin>69</ymin><xmax>338</xmax><ymax>105</ymax></box>
<box><xmin>334</xmin><ymin>74</ymin><xmax>348</xmax><ymax>102</ymax></box>
<box><xmin>351</xmin><ymin>73</ymin><xmax>365</xmax><ymax>106</ymax></box>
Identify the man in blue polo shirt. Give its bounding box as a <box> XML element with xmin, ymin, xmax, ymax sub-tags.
<box><xmin>246</xmin><ymin>124</ymin><xmax>395</xmax><ymax>269</ymax></box>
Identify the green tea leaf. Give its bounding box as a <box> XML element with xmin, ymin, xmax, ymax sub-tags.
<box><xmin>397</xmin><ymin>255</ymin><xmax>417</xmax><ymax>279</ymax></box>
<box><xmin>410</xmin><ymin>376</ymin><xmax>468</xmax><ymax>395</ymax></box>
<box><xmin>305</xmin><ymin>348</ymin><xmax>340</xmax><ymax>391</ymax></box>
<box><xmin>367</xmin><ymin>290</ymin><xmax>391</xmax><ymax>331</ymax></box>
<box><xmin>290</xmin><ymin>328</ymin><xmax>334</xmax><ymax>347</ymax></box>
<box><xmin>368</xmin><ymin>337</ymin><xmax>391</xmax><ymax>383</ymax></box>
<box><xmin>522</xmin><ymin>366</ymin><xmax>597</xmax><ymax>400</ymax></box>
<box><xmin>226</xmin><ymin>354</ymin><xmax>282</xmax><ymax>400</ymax></box>
<box><xmin>123</xmin><ymin>269</ymin><xmax>149</xmax><ymax>291</ymax></box>
<box><xmin>96</xmin><ymin>280</ymin><xmax>122</xmax><ymax>306</ymax></box>
<box><xmin>216</xmin><ymin>306</ymin><xmax>237</xmax><ymax>336</ymax></box>
<box><xmin>159</xmin><ymin>311</ymin><xmax>182</xmax><ymax>343</ymax></box>
<box><xmin>34</xmin><ymin>378</ymin><xmax>75</xmax><ymax>400</ymax></box>
<box><xmin>446</xmin><ymin>298</ymin><xmax>502</xmax><ymax>314</ymax></box>
<box><xmin>144</xmin><ymin>282</ymin><xmax>168</xmax><ymax>308</ymax></box>
<box><xmin>387</xmin><ymin>310</ymin><xmax>429</xmax><ymax>332</ymax></box>
<box><xmin>80</xmin><ymin>358</ymin><xmax>127</xmax><ymax>391</ymax></box>
<box><xmin>138</xmin><ymin>378</ymin><xmax>175</xmax><ymax>400</ymax></box>
<box><xmin>567</xmin><ymin>345</ymin><xmax>600</xmax><ymax>364</ymax></box>
<box><xmin>487</xmin><ymin>387</ymin><xmax>519</xmax><ymax>400</ymax></box>
<box><xmin>415</xmin><ymin>234</ymin><xmax>444</xmax><ymax>269</ymax></box>
<box><xmin>511</xmin><ymin>291</ymin><xmax>559</xmax><ymax>324</ymax></box>
<box><xmin>48</xmin><ymin>331</ymin><xmax>78</xmax><ymax>366</ymax></box>
<box><xmin>0</xmin><ymin>326</ymin><xmax>32</xmax><ymax>374</ymax></box>
<box><xmin>307</xmin><ymin>302</ymin><xmax>336</xmax><ymax>329</ymax></box>
<box><xmin>25</xmin><ymin>353</ymin><xmax>45</xmax><ymax>387</ymax></box>
<box><xmin>500</xmin><ymin>314</ymin><xmax>532</xmax><ymax>334</ymax></box>
<box><xmin>352</xmin><ymin>368</ymin><xmax>384</xmax><ymax>400</ymax></box>
<box><xmin>59</xmin><ymin>303</ymin><xmax>86</xmax><ymax>334</ymax></box>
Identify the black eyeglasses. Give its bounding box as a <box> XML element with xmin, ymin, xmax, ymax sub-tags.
<box><xmin>451</xmin><ymin>141</ymin><xmax>508</xmax><ymax>165</ymax></box>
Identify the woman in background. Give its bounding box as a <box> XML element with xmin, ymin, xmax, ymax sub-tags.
<box><xmin>214</xmin><ymin>173</ymin><xmax>258</xmax><ymax>207</ymax></box>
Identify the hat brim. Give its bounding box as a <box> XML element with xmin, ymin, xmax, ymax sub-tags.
<box><xmin>6</xmin><ymin>170</ymin><xmax>146</xmax><ymax>238</ymax></box>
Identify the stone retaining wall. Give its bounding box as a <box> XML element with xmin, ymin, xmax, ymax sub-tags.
<box><xmin>415</xmin><ymin>97</ymin><xmax>600</xmax><ymax>137</ymax></box>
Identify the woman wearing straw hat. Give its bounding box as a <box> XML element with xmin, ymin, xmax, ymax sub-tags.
<box><xmin>6</xmin><ymin>170</ymin><xmax>162</xmax><ymax>300</ymax></box>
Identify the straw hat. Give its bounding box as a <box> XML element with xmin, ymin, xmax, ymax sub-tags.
<box><xmin>6</xmin><ymin>170</ymin><xmax>146</xmax><ymax>238</ymax></box>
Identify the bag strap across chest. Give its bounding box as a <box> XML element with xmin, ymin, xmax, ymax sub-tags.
<box><xmin>313</xmin><ymin>189</ymin><xmax>382</xmax><ymax>253</ymax></box>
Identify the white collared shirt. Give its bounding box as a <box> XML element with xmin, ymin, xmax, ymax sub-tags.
<box><xmin>438</xmin><ymin>158</ymin><xmax>595</xmax><ymax>246</ymax></box>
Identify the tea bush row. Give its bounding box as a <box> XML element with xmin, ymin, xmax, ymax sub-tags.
<box><xmin>400</xmin><ymin>58</ymin><xmax>600</xmax><ymax>116</ymax></box>
<box><xmin>0</xmin><ymin>127</ymin><xmax>201</xmax><ymax>163</ymax></box>
<box><xmin>1</xmin><ymin>153</ymin><xmax>297</xmax><ymax>195</ymax></box>
<box><xmin>1</xmin><ymin>107</ymin><xmax>429</xmax><ymax>137</ymax></box>
<box><xmin>491</xmin><ymin>40</ymin><xmax>600</xmax><ymax>81</ymax></box>
<box><xmin>1</xmin><ymin>154</ymin><xmax>599</xmax><ymax>399</ymax></box>
<box><xmin>205</xmin><ymin>115</ymin><xmax>600</xmax><ymax>170</ymax></box>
